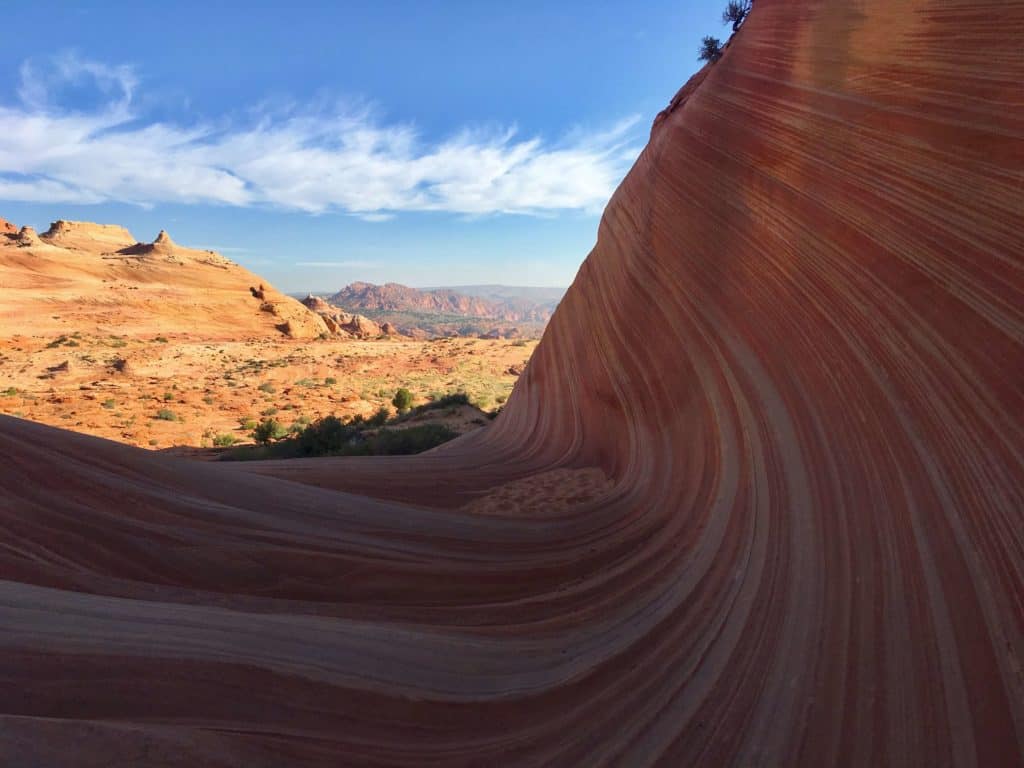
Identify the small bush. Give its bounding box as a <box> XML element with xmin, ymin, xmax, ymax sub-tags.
<box><xmin>203</xmin><ymin>395</ymin><xmax>215</xmax><ymax>405</ymax></box>
<box><xmin>154</xmin><ymin>336</ymin><xmax>169</xmax><ymax>343</ymax></box>
<box><xmin>253</xmin><ymin>418</ymin><xmax>288</xmax><ymax>444</ymax></box>
<box><xmin>239</xmin><ymin>418</ymin><xmax>258</xmax><ymax>430</ymax></box>
<box><xmin>101</xmin><ymin>398</ymin><xmax>116</xmax><ymax>409</ymax></box>
<box><xmin>392</xmin><ymin>387</ymin><xmax>414</xmax><ymax>413</ymax></box>
<box><xmin>2</xmin><ymin>387</ymin><xmax>17</xmax><ymax>397</ymax></box>
<box><xmin>258</xmin><ymin>382</ymin><xmax>276</xmax><ymax>394</ymax></box>
<box><xmin>163</xmin><ymin>391</ymin><xmax>175</xmax><ymax>401</ymax></box>
<box><xmin>261</xmin><ymin>407</ymin><xmax>278</xmax><ymax>417</ymax></box>
<box><xmin>722</xmin><ymin>0</ymin><xmax>751</xmax><ymax>31</ymax></box>
<box><xmin>699</xmin><ymin>35</ymin><xmax>724</xmax><ymax>62</ymax></box>
<box><xmin>212</xmin><ymin>434</ymin><xmax>236</xmax><ymax>447</ymax></box>
<box><xmin>155</xmin><ymin>408</ymin><xmax>176</xmax><ymax>421</ymax></box>
<box><xmin>297</xmin><ymin>415</ymin><xmax>353</xmax><ymax>455</ymax></box>
<box><xmin>295</xmin><ymin>378</ymin><xmax>316</xmax><ymax>388</ymax></box>
<box><xmin>324</xmin><ymin>377</ymin><xmax>337</xmax><ymax>385</ymax></box>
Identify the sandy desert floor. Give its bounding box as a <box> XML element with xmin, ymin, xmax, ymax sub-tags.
<box><xmin>0</xmin><ymin>332</ymin><xmax>535</xmax><ymax>450</ymax></box>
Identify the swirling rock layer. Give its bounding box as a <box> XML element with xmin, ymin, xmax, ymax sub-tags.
<box><xmin>1</xmin><ymin>1</ymin><xmax>1022</xmax><ymax>765</ymax></box>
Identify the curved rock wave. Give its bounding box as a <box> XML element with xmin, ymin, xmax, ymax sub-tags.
<box><xmin>1</xmin><ymin>1</ymin><xmax>1022</xmax><ymax>765</ymax></box>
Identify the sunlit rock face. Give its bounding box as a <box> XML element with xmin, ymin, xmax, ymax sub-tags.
<box><xmin>0</xmin><ymin>1</ymin><xmax>1021</xmax><ymax>765</ymax></box>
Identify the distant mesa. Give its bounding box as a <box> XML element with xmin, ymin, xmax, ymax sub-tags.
<box><xmin>316</xmin><ymin>281</ymin><xmax>562</xmax><ymax>339</ymax></box>
<box><xmin>328</xmin><ymin>281</ymin><xmax>557</xmax><ymax>323</ymax></box>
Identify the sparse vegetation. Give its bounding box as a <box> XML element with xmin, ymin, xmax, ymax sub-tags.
<box><xmin>102</xmin><ymin>398</ymin><xmax>116</xmax><ymax>409</ymax></box>
<box><xmin>253</xmin><ymin>417</ymin><xmax>288</xmax><ymax>444</ymax></box>
<box><xmin>212</xmin><ymin>433</ymin><xmax>237</xmax><ymax>447</ymax></box>
<box><xmin>324</xmin><ymin>377</ymin><xmax>337</xmax><ymax>385</ymax></box>
<box><xmin>698</xmin><ymin>35</ymin><xmax>724</xmax><ymax>63</ymax></box>
<box><xmin>226</xmin><ymin>412</ymin><xmax>458</xmax><ymax>461</ymax></box>
<box><xmin>698</xmin><ymin>2</ymin><xmax>751</xmax><ymax>64</ymax></box>
<box><xmin>155</xmin><ymin>408</ymin><xmax>177</xmax><ymax>421</ymax></box>
<box><xmin>2</xmin><ymin>387</ymin><xmax>17</xmax><ymax>397</ymax></box>
<box><xmin>722</xmin><ymin>0</ymin><xmax>751</xmax><ymax>31</ymax></box>
<box><xmin>258</xmin><ymin>382</ymin><xmax>276</xmax><ymax>394</ymax></box>
<box><xmin>153</xmin><ymin>336</ymin><xmax>169</xmax><ymax>343</ymax></box>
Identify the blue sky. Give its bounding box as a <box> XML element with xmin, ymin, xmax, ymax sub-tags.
<box><xmin>1</xmin><ymin>1</ymin><xmax>723</xmax><ymax>291</ymax></box>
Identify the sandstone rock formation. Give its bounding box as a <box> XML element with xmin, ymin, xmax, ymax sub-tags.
<box><xmin>301</xmin><ymin>294</ymin><xmax>384</xmax><ymax>338</ymax></box>
<box><xmin>41</xmin><ymin>219</ymin><xmax>137</xmax><ymax>250</ymax></box>
<box><xmin>0</xmin><ymin>217</ymin><xmax>16</xmax><ymax>234</ymax></box>
<box><xmin>15</xmin><ymin>226</ymin><xmax>45</xmax><ymax>248</ymax></box>
<box><xmin>0</xmin><ymin>222</ymin><xmax>327</xmax><ymax>340</ymax></box>
<box><xmin>0</xmin><ymin>2</ymin><xmax>1022</xmax><ymax>765</ymax></box>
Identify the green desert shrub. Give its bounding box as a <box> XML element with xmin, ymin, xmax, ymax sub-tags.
<box><xmin>391</xmin><ymin>387</ymin><xmax>414</xmax><ymax>413</ymax></box>
<box><xmin>698</xmin><ymin>35</ymin><xmax>724</xmax><ymax>62</ymax></box>
<box><xmin>253</xmin><ymin>418</ymin><xmax>288</xmax><ymax>444</ymax></box>
<box><xmin>369</xmin><ymin>424</ymin><xmax>457</xmax><ymax>455</ymax></box>
<box><xmin>212</xmin><ymin>434</ymin><xmax>237</xmax><ymax>447</ymax></box>
<box><xmin>155</xmin><ymin>408</ymin><xmax>176</xmax><ymax>421</ymax></box>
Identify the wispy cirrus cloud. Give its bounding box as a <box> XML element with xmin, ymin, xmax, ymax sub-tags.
<box><xmin>0</xmin><ymin>54</ymin><xmax>641</xmax><ymax>217</ymax></box>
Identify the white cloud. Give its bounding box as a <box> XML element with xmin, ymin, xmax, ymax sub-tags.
<box><xmin>0</xmin><ymin>54</ymin><xmax>641</xmax><ymax>217</ymax></box>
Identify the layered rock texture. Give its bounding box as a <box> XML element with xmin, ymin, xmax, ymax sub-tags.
<box><xmin>1</xmin><ymin>1</ymin><xmax>1023</xmax><ymax>765</ymax></box>
<box><xmin>0</xmin><ymin>220</ymin><xmax>327</xmax><ymax>340</ymax></box>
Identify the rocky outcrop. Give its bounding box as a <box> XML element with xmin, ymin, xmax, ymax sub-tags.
<box><xmin>301</xmin><ymin>294</ymin><xmax>383</xmax><ymax>338</ymax></box>
<box><xmin>42</xmin><ymin>220</ymin><xmax>136</xmax><ymax>250</ymax></box>
<box><xmin>1</xmin><ymin>218</ymin><xmax>326</xmax><ymax>340</ymax></box>
<box><xmin>1</xmin><ymin>2</ymin><xmax>1022</xmax><ymax>766</ymax></box>
<box><xmin>15</xmin><ymin>226</ymin><xmax>45</xmax><ymax>248</ymax></box>
<box><xmin>0</xmin><ymin>217</ymin><xmax>16</xmax><ymax>234</ymax></box>
<box><xmin>300</xmin><ymin>293</ymin><xmax>332</xmax><ymax>313</ymax></box>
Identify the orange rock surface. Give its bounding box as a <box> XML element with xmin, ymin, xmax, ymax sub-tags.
<box><xmin>1</xmin><ymin>1</ymin><xmax>1022</xmax><ymax>765</ymax></box>
<box><xmin>0</xmin><ymin>220</ymin><xmax>327</xmax><ymax>340</ymax></box>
